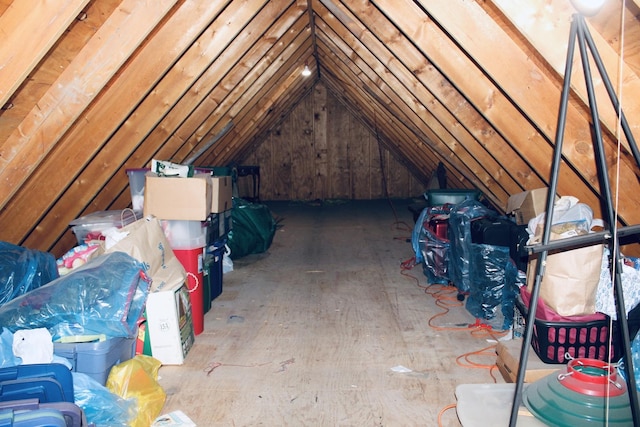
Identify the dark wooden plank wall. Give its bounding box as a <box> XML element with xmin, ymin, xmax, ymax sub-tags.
<box><xmin>238</xmin><ymin>83</ymin><xmax>427</xmax><ymax>201</ymax></box>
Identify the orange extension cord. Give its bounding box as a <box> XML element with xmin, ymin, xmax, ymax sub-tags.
<box><xmin>399</xmin><ymin>255</ymin><xmax>507</xmax><ymax>427</ymax></box>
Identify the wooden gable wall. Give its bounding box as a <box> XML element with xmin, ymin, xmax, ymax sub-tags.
<box><xmin>239</xmin><ymin>82</ymin><xmax>428</xmax><ymax>201</ymax></box>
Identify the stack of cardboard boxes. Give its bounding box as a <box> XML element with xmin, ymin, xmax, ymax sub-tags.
<box><xmin>142</xmin><ymin>172</ymin><xmax>233</xmax><ymax>365</ymax></box>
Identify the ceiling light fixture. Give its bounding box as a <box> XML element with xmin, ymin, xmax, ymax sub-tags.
<box><xmin>301</xmin><ymin>64</ymin><xmax>312</xmax><ymax>77</ymax></box>
<box><xmin>569</xmin><ymin>0</ymin><xmax>607</xmax><ymax>16</ymax></box>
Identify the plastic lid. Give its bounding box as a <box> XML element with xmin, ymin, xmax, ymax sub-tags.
<box><xmin>69</xmin><ymin>209</ymin><xmax>138</xmax><ymax>227</ymax></box>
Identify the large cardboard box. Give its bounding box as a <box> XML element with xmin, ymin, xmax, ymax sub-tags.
<box><xmin>495</xmin><ymin>339</ymin><xmax>558</xmax><ymax>383</ymax></box>
<box><xmin>145</xmin><ymin>281</ymin><xmax>195</xmax><ymax>365</ymax></box>
<box><xmin>505</xmin><ymin>188</ymin><xmax>556</xmax><ymax>225</ymax></box>
<box><xmin>211</xmin><ymin>176</ymin><xmax>233</xmax><ymax>213</ymax></box>
<box><xmin>144</xmin><ymin>173</ymin><xmax>212</xmax><ymax>221</ymax></box>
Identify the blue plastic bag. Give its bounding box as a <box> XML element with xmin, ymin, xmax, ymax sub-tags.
<box><xmin>73</xmin><ymin>372</ymin><xmax>136</xmax><ymax>427</ymax></box>
<box><xmin>465</xmin><ymin>243</ymin><xmax>519</xmax><ymax>330</ymax></box>
<box><xmin>0</xmin><ymin>252</ymin><xmax>150</xmax><ymax>340</ymax></box>
<box><xmin>448</xmin><ymin>200</ymin><xmax>491</xmax><ymax>292</ymax></box>
<box><xmin>418</xmin><ymin>226</ymin><xmax>450</xmax><ymax>286</ymax></box>
<box><xmin>0</xmin><ymin>241</ymin><xmax>58</xmax><ymax>306</ymax></box>
<box><xmin>412</xmin><ymin>205</ymin><xmax>451</xmax><ymax>264</ymax></box>
<box><xmin>0</xmin><ymin>328</ymin><xmax>19</xmax><ymax>368</ymax></box>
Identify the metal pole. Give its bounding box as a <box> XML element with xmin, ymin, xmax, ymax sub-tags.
<box><xmin>526</xmin><ymin>224</ymin><xmax>640</xmax><ymax>254</ymax></box>
<box><xmin>576</xmin><ymin>14</ymin><xmax>640</xmax><ymax>423</ymax></box>
<box><xmin>510</xmin><ymin>13</ymin><xmax>640</xmax><ymax>425</ymax></box>
<box><xmin>508</xmin><ymin>15</ymin><xmax>578</xmax><ymax>427</ymax></box>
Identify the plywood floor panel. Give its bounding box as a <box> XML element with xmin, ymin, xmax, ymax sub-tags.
<box><xmin>158</xmin><ymin>199</ymin><xmax>504</xmax><ymax>426</ymax></box>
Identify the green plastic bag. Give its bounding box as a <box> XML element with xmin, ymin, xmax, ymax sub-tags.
<box><xmin>227</xmin><ymin>198</ymin><xmax>277</xmax><ymax>259</ymax></box>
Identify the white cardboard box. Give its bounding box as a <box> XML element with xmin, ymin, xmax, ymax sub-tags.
<box><xmin>145</xmin><ymin>281</ymin><xmax>195</xmax><ymax>365</ymax></box>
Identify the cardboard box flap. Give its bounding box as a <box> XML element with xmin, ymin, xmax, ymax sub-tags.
<box><xmin>505</xmin><ymin>191</ymin><xmax>531</xmax><ymax>214</ymax></box>
<box><xmin>505</xmin><ymin>188</ymin><xmax>559</xmax><ymax>225</ymax></box>
<box><xmin>506</xmin><ymin>188</ymin><xmax>554</xmax><ymax>214</ymax></box>
<box><xmin>211</xmin><ymin>176</ymin><xmax>233</xmax><ymax>213</ymax></box>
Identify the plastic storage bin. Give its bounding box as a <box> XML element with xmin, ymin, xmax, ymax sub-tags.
<box><xmin>0</xmin><ymin>363</ymin><xmax>74</xmax><ymax>403</ymax></box>
<box><xmin>126</xmin><ymin>168</ymin><xmax>150</xmax><ymax>213</ymax></box>
<box><xmin>69</xmin><ymin>210</ymin><xmax>137</xmax><ymax>245</ymax></box>
<box><xmin>0</xmin><ymin>400</ymin><xmax>87</xmax><ymax>427</ymax></box>
<box><xmin>515</xmin><ymin>298</ymin><xmax>617</xmax><ymax>364</ymax></box>
<box><xmin>194</xmin><ymin>166</ymin><xmax>232</xmax><ymax>176</ymax></box>
<box><xmin>424</xmin><ymin>189</ymin><xmax>481</xmax><ymax>207</ymax></box>
<box><xmin>53</xmin><ymin>336</ymin><xmax>136</xmax><ymax>385</ymax></box>
<box><xmin>161</xmin><ymin>220</ymin><xmax>207</xmax><ymax>250</ymax></box>
<box><xmin>205</xmin><ymin>244</ymin><xmax>224</xmax><ymax>301</ymax></box>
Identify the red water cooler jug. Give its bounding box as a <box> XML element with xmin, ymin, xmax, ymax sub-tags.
<box><xmin>162</xmin><ymin>220</ymin><xmax>207</xmax><ymax>336</ymax></box>
<box><xmin>172</xmin><ymin>247</ymin><xmax>205</xmax><ymax>335</ymax></box>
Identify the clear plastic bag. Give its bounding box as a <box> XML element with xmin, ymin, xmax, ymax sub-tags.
<box><xmin>223</xmin><ymin>244</ymin><xmax>234</xmax><ymax>274</ymax></box>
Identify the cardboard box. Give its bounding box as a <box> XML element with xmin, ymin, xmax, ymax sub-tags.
<box><xmin>505</xmin><ymin>188</ymin><xmax>557</xmax><ymax>225</ymax></box>
<box><xmin>144</xmin><ymin>173</ymin><xmax>212</xmax><ymax>221</ymax></box>
<box><xmin>145</xmin><ymin>281</ymin><xmax>195</xmax><ymax>365</ymax></box>
<box><xmin>495</xmin><ymin>339</ymin><xmax>558</xmax><ymax>383</ymax></box>
<box><xmin>211</xmin><ymin>176</ymin><xmax>233</xmax><ymax>213</ymax></box>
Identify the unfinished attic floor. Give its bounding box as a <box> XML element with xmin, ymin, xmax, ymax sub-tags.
<box><xmin>157</xmin><ymin>199</ymin><xmax>506</xmax><ymax>427</ymax></box>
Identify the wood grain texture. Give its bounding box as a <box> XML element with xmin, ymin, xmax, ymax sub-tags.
<box><xmin>0</xmin><ymin>0</ymin><xmax>178</xmax><ymax>208</ymax></box>
<box><xmin>0</xmin><ymin>0</ymin><xmax>89</xmax><ymax>107</ymax></box>
<box><xmin>158</xmin><ymin>200</ymin><xmax>497</xmax><ymax>426</ymax></box>
<box><xmin>241</xmin><ymin>83</ymin><xmax>425</xmax><ymax>202</ymax></box>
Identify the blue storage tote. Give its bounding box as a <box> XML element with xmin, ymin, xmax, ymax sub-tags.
<box><xmin>0</xmin><ymin>364</ymin><xmax>73</xmax><ymax>404</ymax></box>
<box><xmin>53</xmin><ymin>336</ymin><xmax>135</xmax><ymax>385</ymax></box>
<box><xmin>205</xmin><ymin>244</ymin><xmax>224</xmax><ymax>301</ymax></box>
<box><xmin>0</xmin><ymin>407</ymin><xmax>67</xmax><ymax>427</ymax></box>
<box><xmin>0</xmin><ymin>399</ymin><xmax>87</xmax><ymax>427</ymax></box>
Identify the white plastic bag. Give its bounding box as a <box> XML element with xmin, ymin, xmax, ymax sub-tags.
<box><xmin>222</xmin><ymin>245</ymin><xmax>233</xmax><ymax>274</ymax></box>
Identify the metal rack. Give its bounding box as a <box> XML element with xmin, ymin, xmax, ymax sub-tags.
<box><xmin>509</xmin><ymin>13</ymin><xmax>640</xmax><ymax>426</ymax></box>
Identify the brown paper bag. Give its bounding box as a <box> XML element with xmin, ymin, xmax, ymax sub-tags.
<box><xmin>527</xmin><ymin>243</ymin><xmax>603</xmax><ymax>316</ymax></box>
<box><xmin>101</xmin><ymin>216</ymin><xmax>186</xmax><ymax>292</ymax></box>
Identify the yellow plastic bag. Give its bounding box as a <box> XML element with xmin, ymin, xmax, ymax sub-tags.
<box><xmin>107</xmin><ymin>355</ymin><xmax>166</xmax><ymax>427</ymax></box>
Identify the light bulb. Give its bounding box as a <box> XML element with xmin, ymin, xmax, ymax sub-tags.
<box><xmin>301</xmin><ymin>64</ymin><xmax>312</xmax><ymax>77</ymax></box>
<box><xmin>569</xmin><ymin>0</ymin><xmax>607</xmax><ymax>16</ymax></box>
